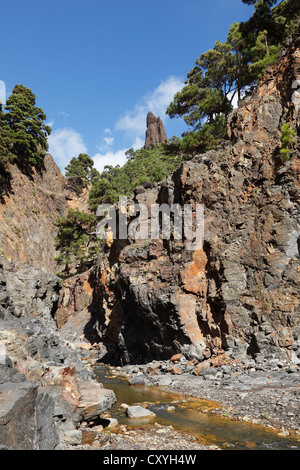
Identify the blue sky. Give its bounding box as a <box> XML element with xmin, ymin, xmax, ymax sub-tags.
<box><xmin>1</xmin><ymin>0</ymin><xmax>254</xmax><ymax>173</ymax></box>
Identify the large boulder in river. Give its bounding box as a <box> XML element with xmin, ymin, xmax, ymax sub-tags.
<box><xmin>126</xmin><ymin>405</ymin><xmax>156</xmax><ymax>419</ymax></box>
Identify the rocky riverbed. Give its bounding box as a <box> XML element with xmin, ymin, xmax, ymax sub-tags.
<box><xmin>0</xmin><ymin>258</ymin><xmax>299</xmax><ymax>450</ymax></box>
<box><xmin>110</xmin><ymin>352</ymin><xmax>300</xmax><ymax>438</ymax></box>
<box><xmin>60</xmin><ymin>350</ymin><xmax>300</xmax><ymax>451</ymax></box>
<box><xmin>65</xmin><ymin>424</ymin><xmax>213</xmax><ymax>451</ymax></box>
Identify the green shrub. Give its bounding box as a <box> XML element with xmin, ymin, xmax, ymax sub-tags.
<box><xmin>279</xmin><ymin>123</ymin><xmax>296</xmax><ymax>162</ymax></box>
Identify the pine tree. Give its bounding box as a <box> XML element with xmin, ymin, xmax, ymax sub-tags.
<box><xmin>54</xmin><ymin>209</ymin><xmax>98</xmax><ymax>276</ymax></box>
<box><xmin>2</xmin><ymin>85</ymin><xmax>51</xmax><ymax>168</ymax></box>
<box><xmin>279</xmin><ymin>123</ymin><xmax>296</xmax><ymax>161</ymax></box>
<box><xmin>65</xmin><ymin>153</ymin><xmax>99</xmax><ymax>193</ymax></box>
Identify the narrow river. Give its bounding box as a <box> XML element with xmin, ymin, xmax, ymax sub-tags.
<box><xmin>93</xmin><ymin>363</ymin><xmax>300</xmax><ymax>450</ymax></box>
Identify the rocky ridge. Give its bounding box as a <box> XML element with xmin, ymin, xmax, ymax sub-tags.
<box><xmin>0</xmin><ymin>159</ymin><xmax>115</xmax><ymax>449</ymax></box>
<box><xmin>0</xmin><ymin>153</ymin><xmax>90</xmax><ymax>273</ymax></box>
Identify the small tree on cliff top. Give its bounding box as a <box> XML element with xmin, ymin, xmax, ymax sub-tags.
<box><xmin>65</xmin><ymin>153</ymin><xmax>100</xmax><ymax>194</ymax></box>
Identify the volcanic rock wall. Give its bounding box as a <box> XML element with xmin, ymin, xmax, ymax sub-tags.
<box><xmin>0</xmin><ymin>154</ymin><xmax>113</xmax><ymax>449</ymax></box>
<box><xmin>57</xmin><ymin>32</ymin><xmax>300</xmax><ymax>365</ymax></box>
<box><xmin>0</xmin><ymin>153</ymin><xmax>91</xmax><ymax>273</ymax></box>
<box><xmin>0</xmin><ymin>154</ymin><xmax>68</xmax><ymax>272</ymax></box>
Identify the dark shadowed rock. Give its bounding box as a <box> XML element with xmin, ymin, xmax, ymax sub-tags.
<box><xmin>0</xmin><ymin>360</ymin><xmax>59</xmax><ymax>450</ymax></box>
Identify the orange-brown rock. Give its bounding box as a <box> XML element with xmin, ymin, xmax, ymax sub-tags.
<box><xmin>0</xmin><ymin>154</ymin><xmax>67</xmax><ymax>272</ymax></box>
<box><xmin>170</xmin><ymin>353</ymin><xmax>182</xmax><ymax>363</ymax></box>
<box><xmin>60</xmin><ymin>366</ymin><xmax>81</xmax><ymax>406</ymax></box>
<box><xmin>193</xmin><ymin>360</ymin><xmax>210</xmax><ymax>376</ymax></box>
<box><xmin>146</xmin><ymin>365</ymin><xmax>161</xmax><ymax>375</ymax></box>
<box><xmin>77</xmin><ymin>379</ymin><xmax>116</xmax><ymax>422</ymax></box>
<box><xmin>54</xmin><ymin>268</ymin><xmax>95</xmax><ymax>329</ymax></box>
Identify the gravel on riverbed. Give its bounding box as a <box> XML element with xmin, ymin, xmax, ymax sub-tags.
<box><xmin>59</xmin><ymin>423</ymin><xmax>217</xmax><ymax>450</ymax></box>
<box><xmin>111</xmin><ymin>355</ymin><xmax>300</xmax><ymax>437</ymax></box>
<box><xmin>60</xmin><ymin>353</ymin><xmax>300</xmax><ymax>451</ymax></box>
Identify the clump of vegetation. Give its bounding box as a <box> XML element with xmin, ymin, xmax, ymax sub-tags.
<box><xmin>88</xmin><ymin>144</ymin><xmax>186</xmax><ymax>212</ymax></box>
<box><xmin>54</xmin><ymin>209</ymin><xmax>99</xmax><ymax>277</ymax></box>
<box><xmin>65</xmin><ymin>153</ymin><xmax>100</xmax><ymax>194</ymax></box>
<box><xmin>279</xmin><ymin>123</ymin><xmax>296</xmax><ymax>161</ymax></box>
<box><xmin>0</xmin><ymin>85</ymin><xmax>51</xmax><ymax>186</ymax></box>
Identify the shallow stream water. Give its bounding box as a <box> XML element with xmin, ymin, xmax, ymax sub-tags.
<box><xmin>93</xmin><ymin>363</ymin><xmax>300</xmax><ymax>450</ymax></box>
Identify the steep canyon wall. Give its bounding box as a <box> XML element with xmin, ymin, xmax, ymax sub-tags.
<box><xmin>57</xmin><ymin>33</ymin><xmax>300</xmax><ymax>365</ymax></box>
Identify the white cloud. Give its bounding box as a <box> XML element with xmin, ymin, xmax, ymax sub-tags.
<box><xmin>97</xmin><ymin>128</ymin><xmax>115</xmax><ymax>152</ymax></box>
<box><xmin>104</xmin><ymin>135</ymin><xmax>114</xmax><ymax>146</ymax></box>
<box><xmin>92</xmin><ymin>135</ymin><xmax>145</xmax><ymax>174</ymax></box>
<box><xmin>116</xmin><ymin>75</ymin><xmax>184</xmax><ymax>140</ymax></box>
<box><xmin>116</xmin><ymin>105</ymin><xmax>146</xmax><ymax>137</ymax></box>
<box><xmin>0</xmin><ymin>80</ymin><xmax>6</xmax><ymax>105</ymax></box>
<box><xmin>48</xmin><ymin>127</ymin><xmax>88</xmax><ymax>171</ymax></box>
<box><xmin>228</xmin><ymin>90</ymin><xmax>239</xmax><ymax>110</ymax></box>
<box><xmin>92</xmin><ymin>149</ymin><xmax>128</xmax><ymax>174</ymax></box>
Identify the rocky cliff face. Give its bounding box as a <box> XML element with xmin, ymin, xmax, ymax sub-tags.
<box><xmin>145</xmin><ymin>111</ymin><xmax>168</xmax><ymax>149</ymax></box>
<box><xmin>0</xmin><ymin>257</ymin><xmax>116</xmax><ymax>449</ymax></box>
<box><xmin>0</xmin><ymin>153</ymin><xmax>91</xmax><ymax>273</ymax></box>
<box><xmin>57</xmin><ymin>32</ymin><xmax>300</xmax><ymax>366</ymax></box>
<box><xmin>0</xmin><ymin>154</ymin><xmax>67</xmax><ymax>273</ymax></box>
<box><xmin>1</xmin><ymin>29</ymin><xmax>300</xmax><ymax>450</ymax></box>
<box><xmin>0</xmin><ymin>155</ymin><xmax>115</xmax><ymax>449</ymax></box>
